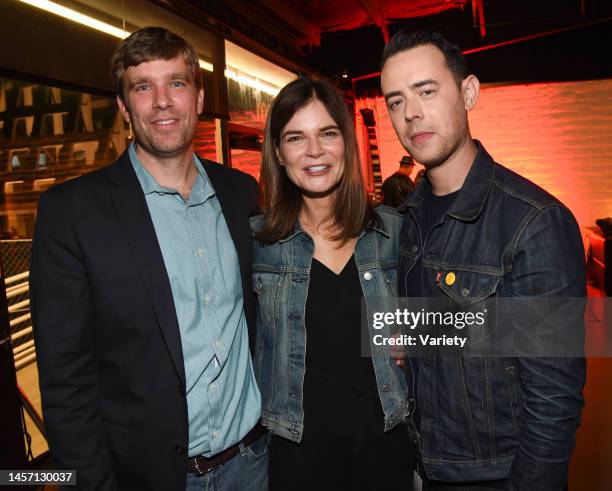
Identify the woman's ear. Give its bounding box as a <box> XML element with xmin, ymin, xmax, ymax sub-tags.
<box><xmin>275</xmin><ymin>146</ymin><xmax>284</xmax><ymax>166</ymax></box>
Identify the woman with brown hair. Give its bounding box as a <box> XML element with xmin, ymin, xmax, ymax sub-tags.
<box><xmin>251</xmin><ymin>77</ymin><xmax>415</xmax><ymax>490</ymax></box>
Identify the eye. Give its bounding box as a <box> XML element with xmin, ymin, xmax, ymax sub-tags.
<box><xmin>387</xmin><ymin>98</ymin><xmax>402</xmax><ymax>111</ymax></box>
<box><xmin>420</xmin><ymin>89</ymin><xmax>435</xmax><ymax>97</ymax></box>
<box><xmin>322</xmin><ymin>130</ymin><xmax>339</xmax><ymax>138</ymax></box>
<box><xmin>134</xmin><ymin>84</ymin><xmax>151</xmax><ymax>93</ymax></box>
<box><xmin>286</xmin><ymin>135</ymin><xmax>302</xmax><ymax>143</ymax></box>
<box><xmin>170</xmin><ymin>80</ymin><xmax>186</xmax><ymax>88</ymax></box>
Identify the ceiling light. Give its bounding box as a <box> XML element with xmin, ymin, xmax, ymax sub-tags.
<box><xmin>18</xmin><ymin>0</ymin><xmax>130</xmax><ymax>39</ymax></box>
<box><xmin>225</xmin><ymin>69</ymin><xmax>279</xmax><ymax>96</ymax></box>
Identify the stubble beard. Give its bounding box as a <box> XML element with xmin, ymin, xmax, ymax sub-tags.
<box><xmin>403</xmin><ymin>115</ymin><xmax>468</xmax><ymax>171</ymax></box>
<box><xmin>134</xmin><ymin>120</ymin><xmax>196</xmax><ymax>160</ymax></box>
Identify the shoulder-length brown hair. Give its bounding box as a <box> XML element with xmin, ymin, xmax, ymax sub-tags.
<box><xmin>257</xmin><ymin>77</ymin><xmax>375</xmax><ymax>244</ymax></box>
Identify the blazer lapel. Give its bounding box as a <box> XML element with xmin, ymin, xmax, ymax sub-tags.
<box><xmin>108</xmin><ymin>153</ymin><xmax>186</xmax><ymax>386</ymax></box>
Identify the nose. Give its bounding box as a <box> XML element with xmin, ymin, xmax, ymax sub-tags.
<box><xmin>152</xmin><ymin>85</ymin><xmax>172</xmax><ymax>110</ymax></box>
<box><xmin>305</xmin><ymin>137</ymin><xmax>324</xmax><ymax>158</ymax></box>
<box><xmin>404</xmin><ymin>98</ymin><xmax>423</xmax><ymax>122</ymax></box>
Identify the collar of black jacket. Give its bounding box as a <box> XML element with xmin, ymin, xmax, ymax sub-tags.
<box><xmin>398</xmin><ymin>139</ymin><xmax>495</xmax><ymax>222</ymax></box>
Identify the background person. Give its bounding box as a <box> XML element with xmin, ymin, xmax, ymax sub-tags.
<box><xmin>380</xmin><ymin>171</ymin><xmax>415</xmax><ymax>208</ymax></box>
<box><xmin>251</xmin><ymin>77</ymin><xmax>415</xmax><ymax>490</ymax></box>
<box><xmin>398</xmin><ymin>154</ymin><xmax>416</xmax><ymax>178</ymax></box>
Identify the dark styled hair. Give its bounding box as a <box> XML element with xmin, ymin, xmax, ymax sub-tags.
<box><xmin>381</xmin><ymin>29</ymin><xmax>468</xmax><ymax>85</ymax></box>
<box><xmin>110</xmin><ymin>26</ymin><xmax>202</xmax><ymax>102</ymax></box>
<box><xmin>257</xmin><ymin>77</ymin><xmax>375</xmax><ymax>244</ymax></box>
<box><xmin>381</xmin><ymin>172</ymin><xmax>415</xmax><ymax>208</ymax></box>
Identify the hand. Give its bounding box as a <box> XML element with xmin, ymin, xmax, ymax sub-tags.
<box><xmin>390</xmin><ymin>333</ymin><xmax>406</xmax><ymax>368</ymax></box>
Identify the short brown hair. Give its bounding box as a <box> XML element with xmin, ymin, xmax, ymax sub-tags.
<box><xmin>257</xmin><ymin>77</ymin><xmax>375</xmax><ymax>244</ymax></box>
<box><xmin>381</xmin><ymin>29</ymin><xmax>467</xmax><ymax>87</ymax></box>
<box><xmin>110</xmin><ymin>26</ymin><xmax>202</xmax><ymax>101</ymax></box>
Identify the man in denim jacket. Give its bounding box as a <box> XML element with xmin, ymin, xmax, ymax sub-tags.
<box><xmin>381</xmin><ymin>29</ymin><xmax>585</xmax><ymax>490</ymax></box>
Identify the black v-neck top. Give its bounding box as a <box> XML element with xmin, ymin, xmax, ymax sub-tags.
<box><xmin>304</xmin><ymin>255</ymin><xmax>376</xmax><ymax>390</ymax></box>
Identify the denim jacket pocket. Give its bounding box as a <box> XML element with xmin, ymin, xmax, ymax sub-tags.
<box><xmin>437</xmin><ymin>270</ymin><xmax>499</xmax><ymax>307</ymax></box>
<box><xmin>437</xmin><ymin>270</ymin><xmax>499</xmax><ymax>347</ymax></box>
<box><xmin>253</xmin><ymin>271</ymin><xmax>283</xmax><ymax>324</ymax></box>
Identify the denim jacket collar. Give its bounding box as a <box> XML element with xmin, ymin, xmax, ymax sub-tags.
<box><xmin>399</xmin><ymin>139</ymin><xmax>494</xmax><ymax>222</ymax></box>
<box><xmin>277</xmin><ymin>211</ymin><xmax>390</xmax><ymax>244</ymax></box>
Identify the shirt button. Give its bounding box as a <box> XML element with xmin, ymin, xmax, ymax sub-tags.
<box><xmin>364</xmin><ymin>272</ymin><xmax>373</xmax><ymax>281</ymax></box>
<box><xmin>382</xmin><ymin>384</ymin><xmax>390</xmax><ymax>392</ymax></box>
<box><xmin>461</xmin><ymin>288</ymin><xmax>470</xmax><ymax>297</ymax></box>
<box><xmin>215</xmin><ymin>339</ymin><xmax>221</xmax><ymax>347</ymax></box>
<box><xmin>212</xmin><ymin>431</ymin><xmax>218</xmax><ymax>439</ymax></box>
<box><xmin>411</xmin><ymin>245</ymin><xmax>419</xmax><ymax>253</ymax></box>
<box><xmin>197</xmin><ymin>248</ymin><xmax>204</xmax><ymax>257</ymax></box>
<box><xmin>204</xmin><ymin>294</ymin><xmax>211</xmax><ymax>304</ymax></box>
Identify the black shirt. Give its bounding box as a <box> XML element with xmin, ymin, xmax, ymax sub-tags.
<box><xmin>403</xmin><ymin>187</ymin><xmax>460</xmax><ymax>298</ymax></box>
<box><xmin>305</xmin><ymin>255</ymin><xmax>376</xmax><ymax>389</ymax></box>
<box><xmin>402</xmin><ymin>187</ymin><xmax>460</xmax><ymax>438</ymax></box>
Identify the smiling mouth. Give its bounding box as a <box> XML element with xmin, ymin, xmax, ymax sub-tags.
<box><xmin>304</xmin><ymin>164</ymin><xmax>331</xmax><ymax>175</ymax></box>
<box><xmin>153</xmin><ymin>118</ymin><xmax>178</xmax><ymax>126</ymax></box>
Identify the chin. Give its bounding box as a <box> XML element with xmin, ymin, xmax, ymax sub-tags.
<box><xmin>300</xmin><ymin>184</ymin><xmax>339</xmax><ymax>199</ymax></box>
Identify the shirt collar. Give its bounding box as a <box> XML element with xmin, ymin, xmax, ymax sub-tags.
<box><xmin>128</xmin><ymin>143</ymin><xmax>215</xmax><ymax>205</ymax></box>
<box><xmin>398</xmin><ymin>139</ymin><xmax>494</xmax><ymax>222</ymax></box>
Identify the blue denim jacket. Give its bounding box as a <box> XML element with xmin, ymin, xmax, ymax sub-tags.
<box><xmin>250</xmin><ymin>206</ymin><xmax>410</xmax><ymax>442</ymax></box>
<box><xmin>399</xmin><ymin>141</ymin><xmax>586</xmax><ymax>489</ymax></box>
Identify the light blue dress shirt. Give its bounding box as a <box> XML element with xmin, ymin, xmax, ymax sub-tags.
<box><xmin>129</xmin><ymin>144</ymin><xmax>261</xmax><ymax>457</ymax></box>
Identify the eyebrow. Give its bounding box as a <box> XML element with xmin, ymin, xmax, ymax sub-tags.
<box><xmin>384</xmin><ymin>79</ymin><xmax>439</xmax><ymax>100</ymax></box>
<box><xmin>319</xmin><ymin>125</ymin><xmax>340</xmax><ymax>132</ymax></box>
<box><xmin>128</xmin><ymin>78</ymin><xmax>151</xmax><ymax>89</ymax></box>
<box><xmin>169</xmin><ymin>72</ymin><xmax>190</xmax><ymax>80</ymax></box>
<box><xmin>412</xmin><ymin>79</ymin><xmax>438</xmax><ymax>89</ymax></box>
<box><xmin>281</xmin><ymin>125</ymin><xmax>340</xmax><ymax>138</ymax></box>
<box><xmin>128</xmin><ymin>72</ymin><xmax>191</xmax><ymax>89</ymax></box>
<box><xmin>384</xmin><ymin>90</ymin><xmax>403</xmax><ymax>102</ymax></box>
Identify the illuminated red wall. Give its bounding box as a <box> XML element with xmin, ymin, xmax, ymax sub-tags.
<box><xmin>356</xmin><ymin>78</ymin><xmax>612</xmax><ymax>227</ymax></box>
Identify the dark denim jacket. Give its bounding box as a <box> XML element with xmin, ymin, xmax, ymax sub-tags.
<box><xmin>399</xmin><ymin>141</ymin><xmax>586</xmax><ymax>489</ymax></box>
<box><xmin>250</xmin><ymin>207</ymin><xmax>410</xmax><ymax>443</ymax></box>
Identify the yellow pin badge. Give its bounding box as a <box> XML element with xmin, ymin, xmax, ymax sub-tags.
<box><xmin>445</xmin><ymin>272</ymin><xmax>456</xmax><ymax>286</ymax></box>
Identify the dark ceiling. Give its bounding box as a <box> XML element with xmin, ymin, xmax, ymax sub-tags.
<box><xmin>167</xmin><ymin>0</ymin><xmax>612</xmax><ymax>90</ymax></box>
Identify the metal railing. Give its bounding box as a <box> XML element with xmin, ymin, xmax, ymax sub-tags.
<box><xmin>7</xmin><ymin>270</ymin><xmax>33</xmax><ymax>370</ymax></box>
<box><xmin>1</xmin><ymin>239</ymin><xmax>34</xmax><ymax>370</ymax></box>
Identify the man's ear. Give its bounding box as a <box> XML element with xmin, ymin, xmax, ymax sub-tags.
<box><xmin>116</xmin><ymin>95</ymin><xmax>131</xmax><ymax>123</ymax></box>
<box><xmin>462</xmin><ymin>74</ymin><xmax>480</xmax><ymax>111</ymax></box>
<box><xmin>197</xmin><ymin>87</ymin><xmax>204</xmax><ymax>115</ymax></box>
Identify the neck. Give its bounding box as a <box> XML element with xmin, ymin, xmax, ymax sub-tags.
<box><xmin>299</xmin><ymin>194</ymin><xmax>335</xmax><ymax>235</ymax></box>
<box><xmin>135</xmin><ymin>143</ymin><xmax>197</xmax><ymax>199</ymax></box>
<box><xmin>427</xmin><ymin>137</ymin><xmax>477</xmax><ymax>196</ymax></box>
